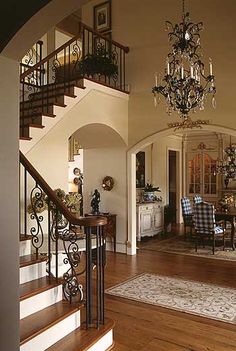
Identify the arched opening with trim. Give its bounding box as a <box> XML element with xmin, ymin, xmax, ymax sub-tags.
<box><xmin>127</xmin><ymin>124</ymin><xmax>236</xmax><ymax>255</ymax></box>
<box><xmin>68</xmin><ymin>123</ymin><xmax>128</xmax><ymax>253</ymax></box>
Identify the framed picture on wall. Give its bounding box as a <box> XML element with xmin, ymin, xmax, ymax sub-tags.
<box><xmin>93</xmin><ymin>1</ymin><xmax>112</xmax><ymax>33</ymax></box>
<box><xmin>136</xmin><ymin>151</ymin><xmax>145</xmax><ymax>188</ymax></box>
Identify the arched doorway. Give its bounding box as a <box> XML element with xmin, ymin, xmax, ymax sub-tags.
<box><xmin>68</xmin><ymin>123</ymin><xmax>128</xmax><ymax>253</ymax></box>
<box><xmin>127</xmin><ymin>124</ymin><xmax>236</xmax><ymax>255</ymax></box>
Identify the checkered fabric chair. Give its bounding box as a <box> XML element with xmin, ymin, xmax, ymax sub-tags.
<box><xmin>193</xmin><ymin>194</ymin><xmax>202</xmax><ymax>205</ymax></box>
<box><xmin>181</xmin><ymin>197</ymin><xmax>193</xmax><ymax>239</ymax></box>
<box><xmin>194</xmin><ymin>202</ymin><xmax>225</xmax><ymax>254</ymax></box>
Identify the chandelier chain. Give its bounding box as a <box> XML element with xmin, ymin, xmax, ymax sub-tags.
<box><xmin>182</xmin><ymin>0</ymin><xmax>185</xmax><ymax>17</ymax></box>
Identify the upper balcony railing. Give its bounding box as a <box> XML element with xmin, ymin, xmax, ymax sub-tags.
<box><xmin>20</xmin><ymin>23</ymin><xmax>129</xmax><ymax>136</ymax></box>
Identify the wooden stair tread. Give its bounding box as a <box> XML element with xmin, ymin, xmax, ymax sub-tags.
<box><xmin>20</xmin><ymin>301</ymin><xmax>83</xmax><ymax>345</ymax></box>
<box><xmin>28</xmin><ymin>123</ymin><xmax>45</xmax><ymax>129</ymax></box>
<box><xmin>46</xmin><ymin>318</ymin><xmax>115</xmax><ymax>351</ymax></box>
<box><xmin>20</xmin><ymin>112</ymin><xmax>56</xmax><ymax>118</ymax></box>
<box><xmin>20</xmin><ymin>234</ymin><xmax>31</xmax><ymax>241</ymax></box>
<box><xmin>20</xmin><ymin>276</ymin><xmax>61</xmax><ymax>301</ymax></box>
<box><xmin>20</xmin><ymin>101</ymin><xmax>66</xmax><ymax>110</ymax></box>
<box><xmin>20</xmin><ymin>254</ymin><xmax>48</xmax><ymax>268</ymax></box>
<box><xmin>20</xmin><ymin>136</ymin><xmax>32</xmax><ymax>141</ymax></box>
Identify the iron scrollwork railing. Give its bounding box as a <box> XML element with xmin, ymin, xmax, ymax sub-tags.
<box><xmin>19</xmin><ymin>22</ymin><xmax>129</xmax><ymax>139</ymax></box>
<box><xmin>20</xmin><ymin>151</ymin><xmax>107</xmax><ymax>328</ymax></box>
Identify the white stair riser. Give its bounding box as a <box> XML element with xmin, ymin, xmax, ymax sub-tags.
<box><xmin>87</xmin><ymin>329</ymin><xmax>113</xmax><ymax>351</ymax></box>
<box><xmin>20</xmin><ymin>285</ymin><xmax>63</xmax><ymax>319</ymax></box>
<box><xmin>20</xmin><ymin>310</ymin><xmax>81</xmax><ymax>351</ymax></box>
<box><xmin>20</xmin><ymin>240</ymin><xmax>31</xmax><ymax>257</ymax></box>
<box><xmin>20</xmin><ymin>261</ymin><xmax>47</xmax><ymax>284</ymax></box>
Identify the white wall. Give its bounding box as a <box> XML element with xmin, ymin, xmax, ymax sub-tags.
<box><xmin>26</xmin><ymin>88</ymin><xmax>128</xmax><ymax>190</ymax></box>
<box><xmin>83</xmin><ymin>147</ymin><xmax>127</xmax><ymax>253</ymax></box>
<box><xmin>81</xmin><ymin>0</ymin><xmax>236</xmax><ymax>147</ymax></box>
<box><xmin>151</xmin><ymin>136</ymin><xmax>182</xmax><ymax>205</ymax></box>
<box><xmin>0</xmin><ymin>55</ymin><xmax>19</xmax><ymax>350</ymax></box>
<box><xmin>26</xmin><ymin>86</ymin><xmax>128</xmax><ymax>252</ymax></box>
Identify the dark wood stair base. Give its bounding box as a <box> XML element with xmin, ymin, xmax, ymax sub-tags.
<box><xmin>20</xmin><ymin>301</ymin><xmax>84</xmax><ymax>346</ymax></box>
<box><xmin>20</xmin><ymin>234</ymin><xmax>31</xmax><ymax>241</ymax></box>
<box><xmin>46</xmin><ymin>318</ymin><xmax>115</xmax><ymax>351</ymax></box>
<box><xmin>20</xmin><ymin>276</ymin><xmax>62</xmax><ymax>301</ymax></box>
<box><xmin>20</xmin><ymin>254</ymin><xmax>48</xmax><ymax>268</ymax></box>
<box><xmin>19</xmin><ymin>79</ymin><xmax>86</xmax><ymax>139</ymax></box>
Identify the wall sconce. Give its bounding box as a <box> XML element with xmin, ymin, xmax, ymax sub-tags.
<box><xmin>102</xmin><ymin>176</ymin><xmax>114</xmax><ymax>191</ymax></box>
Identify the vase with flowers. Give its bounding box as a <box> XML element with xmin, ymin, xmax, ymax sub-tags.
<box><xmin>219</xmin><ymin>194</ymin><xmax>235</xmax><ymax>212</ymax></box>
<box><xmin>143</xmin><ymin>183</ymin><xmax>162</xmax><ymax>202</ymax></box>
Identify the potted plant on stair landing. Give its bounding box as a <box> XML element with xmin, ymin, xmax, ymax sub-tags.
<box><xmin>78</xmin><ymin>47</ymin><xmax>118</xmax><ymax>79</ymax></box>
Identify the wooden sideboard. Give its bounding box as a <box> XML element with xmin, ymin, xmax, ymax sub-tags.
<box><xmin>103</xmin><ymin>214</ymin><xmax>117</xmax><ymax>253</ymax></box>
<box><xmin>85</xmin><ymin>213</ymin><xmax>117</xmax><ymax>252</ymax></box>
<box><xmin>136</xmin><ymin>202</ymin><xmax>163</xmax><ymax>241</ymax></box>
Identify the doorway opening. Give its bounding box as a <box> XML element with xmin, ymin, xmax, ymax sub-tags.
<box><xmin>168</xmin><ymin>150</ymin><xmax>177</xmax><ymax>224</ymax></box>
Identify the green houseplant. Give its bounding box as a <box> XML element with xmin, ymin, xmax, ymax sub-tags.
<box><xmin>79</xmin><ymin>47</ymin><xmax>118</xmax><ymax>78</ymax></box>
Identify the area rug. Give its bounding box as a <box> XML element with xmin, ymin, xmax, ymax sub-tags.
<box><xmin>106</xmin><ymin>273</ymin><xmax>236</xmax><ymax>323</ymax></box>
<box><xmin>139</xmin><ymin>235</ymin><xmax>236</xmax><ymax>261</ymax></box>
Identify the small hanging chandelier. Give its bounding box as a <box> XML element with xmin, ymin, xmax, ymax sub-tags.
<box><xmin>214</xmin><ymin>137</ymin><xmax>236</xmax><ymax>188</ymax></box>
<box><xmin>152</xmin><ymin>0</ymin><xmax>216</xmax><ymax>120</ymax></box>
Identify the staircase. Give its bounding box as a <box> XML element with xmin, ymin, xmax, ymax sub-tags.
<box><xmin>19</xmin><ymin>22</ymin><xmax>129</xmax><ymax>154</ymax></box>
<box><xmin>19</xmin><ymin>153</ymin><xmax>113</xmax><ymax>351</ymax></box>
<box><xmin>19</xmin><ymin>244</ymin><xmax>114</xmax><ymax>350</ymax></box>
<box><xmin>18</xmin><ymin>23</ymin><xmax>129</xmax><ymax>350</ymax></box>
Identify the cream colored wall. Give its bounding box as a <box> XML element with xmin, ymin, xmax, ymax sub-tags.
<box><xmin>82</xmin><ymin>0</ymin><xmax>236</xmax><ymax>147</ymax></box>
<box><xmin>26</xmin><ymin>89</ymin><xmax>128</xmax><ymax>190</ymax></box>
<box><xmin>0</xmin><ymin>55</ymin><xmax>19</xmax><ymax>350</ymax></box>
<box><xmin>55</xmin><ymin>30</ymin><xmax>73</xmax><ymax>49</ymax></box>
<box><xmin>83</xmin><ymin>147</ymin><xmax>127</xmax><ymax>253</ymax></box>
<box><xmin>137</xmin><ymin>136</ymin><xmax>182</xmax><ymax>206</ymax></box>
<box><xmin>151</xmin><ymin>136</ymin><xmax>182</xmax><ymax>207</ymax></box>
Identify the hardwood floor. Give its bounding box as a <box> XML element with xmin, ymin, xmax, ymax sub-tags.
<box><xmin>104</xmin><ymin>249</ymin><xmax>236</xmax><ymax>351</ymax></box>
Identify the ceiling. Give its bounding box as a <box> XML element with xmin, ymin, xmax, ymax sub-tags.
<box><xmin>0</xmin><ymin>1</ymin><xmax>52</xmax><ymax>52</ymax></box>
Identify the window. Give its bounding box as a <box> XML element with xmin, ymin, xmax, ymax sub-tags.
<box><xmin>188</xmin><ymin>153</ymin><xmax>217</xmax><ymax>196</ymax></box>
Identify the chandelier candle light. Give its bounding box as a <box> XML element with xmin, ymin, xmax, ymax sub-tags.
<box><xmin>152</xmin><ymin>0</ymin><xmax>216</xmax><ymax>124</ymax></box>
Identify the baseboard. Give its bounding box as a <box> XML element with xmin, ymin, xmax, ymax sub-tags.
<box><xmin>106</xmin><ymin>241</ymin><xmax>127</xmax><ymax>254</ymax></box>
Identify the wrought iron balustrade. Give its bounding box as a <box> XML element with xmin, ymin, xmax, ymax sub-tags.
<box><xmin>20</xmin><ymin>151</ymin><xmax>107</xmax><ymax>328</ymax></box>
<box><xmin>20</xmin><ymin>23</ymin><xmax>129</xmax><ymax>138</ymax></box>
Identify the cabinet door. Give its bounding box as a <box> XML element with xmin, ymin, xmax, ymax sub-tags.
<box><xmin>153</xmin><ymin>209</ymin><xmax>162</xmax><ymax>229</ymax></box>
<box><xmin>140</xmin><ymin>210</ymin><xmax>153</xmax><ymax>235</ymax></box>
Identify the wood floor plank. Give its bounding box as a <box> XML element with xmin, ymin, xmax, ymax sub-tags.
<box><xmin>46</xmin><ymin>318</ymin><xmax>114</xmax><ymax>351</ymax></box>
<box><xmin>103</xmin><ymin>245</ymin><xmax>236</xmax><ymax>351</ymax></box>
<box><xmin>140</xmin><ymin>338</ymin><xmax>191</xmax><ymax>351</ymax></box>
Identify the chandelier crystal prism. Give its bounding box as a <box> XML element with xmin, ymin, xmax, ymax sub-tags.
<box><xmin>152</xmin><ymin>0</ymin><xmax>216</xmax><ymax>119</ymax></box>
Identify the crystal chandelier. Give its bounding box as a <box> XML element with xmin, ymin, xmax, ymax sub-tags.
<box><xmin>214</xmin><ymin>137</ymin><xmax>236</xmax><ymax>189</ymax></box>
<box><xmin>152</xmin><ymin>0</ymin><xmax>216</xmax><ymax>119</ymax></box>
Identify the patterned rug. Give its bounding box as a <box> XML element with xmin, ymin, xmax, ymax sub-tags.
<box><xmin>106</xmin><ymin>273</ymin><xmax>236</xmax><ymax>323</ymax></box>
<box><xmin>139</xmin><ymin>235</ymin><xmax>236</xmax><ymax>261</ymax></box>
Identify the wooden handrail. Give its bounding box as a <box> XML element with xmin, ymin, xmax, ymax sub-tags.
<box><xmin>20</xmin><ymin>151</ymin><xmax>107</xmax><ymax>227</ymax></box>
<box><xmin>20</xmin><ymin>21</ymin><xmax>129</xmax><ymax>80</ymax></box>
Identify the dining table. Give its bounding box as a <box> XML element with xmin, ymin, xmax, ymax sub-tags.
<box><xmin>215</xmin><ymin>209</ymin><xmax>236</xmax><ymax>250</ymax></box>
